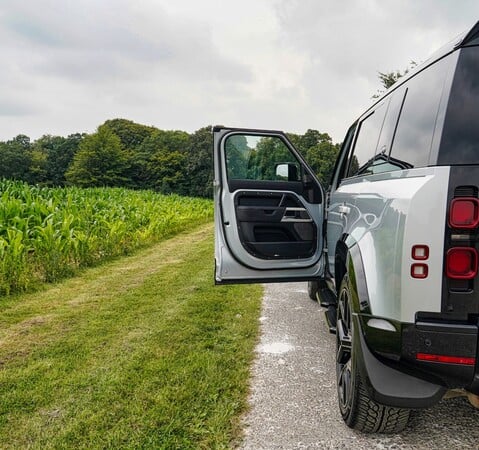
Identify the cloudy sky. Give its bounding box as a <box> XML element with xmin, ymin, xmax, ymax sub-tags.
<box><xmin>0</xmin><ymin>0</ymin><xmax>478</xmax><ymax>143</ymax></box>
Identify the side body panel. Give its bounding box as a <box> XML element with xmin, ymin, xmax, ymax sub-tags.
<box><xmin>336</xmin><ymin>167</ymin><xmax>450</xmax><ymax>323</ymax></box>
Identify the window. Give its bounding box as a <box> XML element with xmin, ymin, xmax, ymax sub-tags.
<box><xmin>390</xmin><ymin>57</ymin><xmax>449</xmax><ymax>168</ymax></box>
<box><xmin>439</xmin><ymin>48</ymin><xmax>479</xmax><ymax>165</ymax></box>
<box><xmin>333</xmin><ymin>123</ymin><xmax>357</xmax><ymax>187</ymax></box>
<box><xmin>225</xmin><ymin>134</ymin><xmax>300</xmax><ymax>181</ymax></box>
<box><xmin>346</xmin><ymin>101</ymin><xmax>388</xmax><ymax>177</ymax></box>
<box><xmin>377</xmin><ymin>88</ymin><xmax>406</xmax><ymax>157</ymax></box>
<box><xmin>357</xmin><ymin>87</ymin><xmax>409</xmax><ymax>175</ymax></box>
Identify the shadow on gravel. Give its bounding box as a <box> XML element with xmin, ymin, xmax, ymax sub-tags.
<box><xmin>405</xmin><ymin>396</ymin><xmax>479</xmax><ymax>443</ymax></box>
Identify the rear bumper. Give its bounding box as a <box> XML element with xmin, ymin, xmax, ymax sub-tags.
<box><xmin>356</xmin><ymin>314</ymin><xmax>479</xmax><ymax>407</ymax></box>
<box><xmin>401</xmin><ymin>321</ymin><xmax>477</xmax><ymax>388</ymax></box>
<box><xmin>354</xmin><ymin>316</ymin><xmax>445</xmax><ymax>408</ymax></box>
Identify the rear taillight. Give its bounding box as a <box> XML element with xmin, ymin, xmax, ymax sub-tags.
<box><xmin>449</xmin><ymin>198</ymin><xmax>479</xmax><ymax>229</ymax></box>
<box><xmin>446</xmin><ymin>247</ymin><xmax>478</xmax><ymax>279</ymax></box>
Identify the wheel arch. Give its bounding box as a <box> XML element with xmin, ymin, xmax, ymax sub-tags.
<box><xmin>335</xmin><ymin>235</ymin><xmax>371</xmax><ymax>315</ymax></box>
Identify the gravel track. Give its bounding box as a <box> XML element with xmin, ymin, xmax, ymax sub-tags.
<box><xmin>240</xmin><ymin>282</ymin><xmax>479</xmax><ymax>449</ymax></box>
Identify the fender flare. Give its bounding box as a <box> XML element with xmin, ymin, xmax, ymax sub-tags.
<box><xmin>335</xmin><ymin>234</ymin><xmax>370</xmax><ymax>314</ymax></box>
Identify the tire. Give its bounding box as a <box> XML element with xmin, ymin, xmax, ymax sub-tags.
<box><xmin>307</xmin><ymin>280</ymin><xmax>319</xmax><ymax>301</ymax></box>
<box><xmin>336</xmin><ymin>275</ymin><xmax>410</xmax><ymax>433</ymax></box>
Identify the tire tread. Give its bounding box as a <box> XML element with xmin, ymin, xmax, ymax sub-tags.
<box><xmin>351</xmin><ymin>375</ymin><xmax>410</xmax><ymax>433</ymax></box>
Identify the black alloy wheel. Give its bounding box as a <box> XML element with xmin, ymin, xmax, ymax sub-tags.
<box><xmin>336</xmin><ymin>277</ymin><xmax>353</xmax><ymax>418</ymax></box>
<box><xmin>335</xmin><ymin>275</ymin><xmax>410</xmax><ymax>433</ymax></box>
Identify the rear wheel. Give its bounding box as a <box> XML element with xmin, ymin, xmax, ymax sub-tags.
<box><xmin>336</xmin><ymin>275</ymin><xmax>410</xmax><ymax>433</ymax></box>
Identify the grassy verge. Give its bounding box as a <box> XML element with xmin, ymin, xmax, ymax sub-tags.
<box><xmin>0</xmin><ymin>224</ymin><xmax>262</xmax><ymax>449</ymax></box>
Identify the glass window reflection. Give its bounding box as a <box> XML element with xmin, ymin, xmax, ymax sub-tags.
<box><xmin>390</xmin><ymin>57</ymin><xmax>449</xmax><ymax>168</ymax></box>
<box><xmin>225</xmin><ymin>134</ymin><xmax>300</xmax><ymax>181</ymax></box>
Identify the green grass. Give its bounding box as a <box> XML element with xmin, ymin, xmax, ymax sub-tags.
<box><xmin>0</xmin><ymin>224</ymin><xmax>263</xmax><ymax>449</ymax></box>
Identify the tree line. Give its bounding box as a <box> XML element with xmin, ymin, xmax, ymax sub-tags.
<box><xmin>0</xmin><ymin>119</ymin><xmax>340</xmax><ymax>197</ymax></box>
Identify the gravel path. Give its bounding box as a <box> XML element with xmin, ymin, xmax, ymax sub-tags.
<box><xmin>240</xmin><ymin>282</ymin><xmax>479</xmax><ymax>449</ymax></box>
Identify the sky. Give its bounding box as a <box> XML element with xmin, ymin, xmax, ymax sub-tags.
<box><xmin>0</xmin><ymin>0</ymin><xmax>478</xmax><ymax>143</ymax></box>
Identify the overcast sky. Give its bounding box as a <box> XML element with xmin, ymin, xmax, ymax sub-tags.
<box><xmin>1</xmin><ymin>0</ymin><xmax>478</xmax><ymax>143</ymax></box>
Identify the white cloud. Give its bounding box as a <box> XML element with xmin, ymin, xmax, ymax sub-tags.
<box><xmin>273</xmin><ymin>0</ymin><xmax>479</xmax><ymax>139</ymax></box>
<box><xmin>0</xmin><ymin>0</ymin><xmax>477</xmax><ymax>141</ymax></box>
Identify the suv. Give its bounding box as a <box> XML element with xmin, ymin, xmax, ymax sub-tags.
<box><xmin>213</xmin><ymin>21</ymin><xmax>479</xmax><ymax>433</ymax></box>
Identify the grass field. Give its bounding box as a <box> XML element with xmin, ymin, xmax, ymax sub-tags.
<box><xmin>0</xmin><ymin>224</ymin><xmax>263</xmax><ymax>449</ymax></box>
<box><xmin>0</xmin><ymin>180</ymin><xmax>213</xmax><ymax>295</ymax></box>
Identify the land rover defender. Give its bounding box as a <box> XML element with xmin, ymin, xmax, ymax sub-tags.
<box><xmin>213</xmin><ymin>21</ymin><xmax>479</xmax><ymax>433</ymax></box>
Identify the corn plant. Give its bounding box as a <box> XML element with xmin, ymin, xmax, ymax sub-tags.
<box><xmin>0</xmin><ymin>180</ymin><xmax>213</xmax><ymax>295</ymax></box>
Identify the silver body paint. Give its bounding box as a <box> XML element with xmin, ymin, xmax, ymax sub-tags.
<box><xmin>328</xmin><ymin>166</ymin><xmax>450</xmax><ymax>323</ymax></box>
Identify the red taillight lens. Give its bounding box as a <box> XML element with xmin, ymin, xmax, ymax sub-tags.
<box><xmin>446</xmin><ymin>247</ymin><xmax>478</xmax><ymax>279</ymax></box>
<box><xmin>449</xmin><ymin>198</ymin><xmax>479</xmax><ymax>228</ymax></box>
<box><xmin>416</xmin><ymin>353</ymin><xmax>476</xmax><ymax>365</ymax></box>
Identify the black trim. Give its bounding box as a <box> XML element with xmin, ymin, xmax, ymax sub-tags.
<box><xmin>354</xmin><ymin>315</ymin><xmax>446</xmax><ymax>408</ymax></box>
<box><xmin>349</xmin><ymin>244</ymin><xmax>371</xmax><ymax>313</ymax></box>
<box><xmin>441</xmin><ymin>166</ymin><xmax>479</xmax><ymax>318</ymax></box>
<box><xmin>360</xmin><ymin>313</ymin><xmax>479</xmax><ymax>392</ymax></box>
<box><xmin>402</xmin><ymin>321</ymin><xmax>477</xmax><ymax>387</ymax></box>
<box><xmin>360</xmin><ymin>314</ymin><xmax>402</xmax><ymax>361</ymax></box>
<box><xmin>458</xmin><ymin>20</ymin><xmax>479</xmax><ymax>48</ymax></box>
<box><xmin>215</xmin><ymin>275</ymin><xmax>323</xmax><ymax>285</ymax></box>
<box><xmin>438</xmin><ymin>47</ymin><xmax>479</xmax><ymax>166</ymax></box>
<box><xmin>213</xmin><ymin>125</ymin><xmax>285</xmax><ymax>134</ymax></box>
<box><xmin>229</xmin><ymin>179</ymin><xmax>304</xmax><ymax>195</ymax></box>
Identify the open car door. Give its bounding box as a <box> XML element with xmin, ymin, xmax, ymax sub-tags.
<box><xmin>214</xmin><ymin>126</ymin><xmax>326</xmax><ymax>284</ymax></box>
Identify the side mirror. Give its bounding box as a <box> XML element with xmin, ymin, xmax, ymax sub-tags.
<box><xmin>275</xmin><ymin>163</ymin><xmax>300</xmax><ymax>181</ymax></box>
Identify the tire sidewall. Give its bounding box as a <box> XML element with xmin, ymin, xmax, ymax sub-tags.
<box><xmin>336</xmin><ymin>275</ymin><xmax>360</xmax><ymax>426</ymax></box>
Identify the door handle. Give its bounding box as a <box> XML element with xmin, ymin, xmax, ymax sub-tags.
<box><xmin>338</xmin><ymin>205</ymin><xmax>350</xmax><ymax>215</ymax></box>
<box><xmin>281</xmin><ymin>207</ymin><xmax>312</xmax><ymax>223</ymax></box>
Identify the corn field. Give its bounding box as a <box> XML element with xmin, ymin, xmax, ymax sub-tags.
<box><xmin>0</xmin><ymin>180</ymin><xmax>213</xmax><ymax>295</ymax></box>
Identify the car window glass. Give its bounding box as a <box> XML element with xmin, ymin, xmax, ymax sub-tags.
<box><xmin>390</xmin><ymin>57</ymin><xmax>449</xmax><ymax>168</ymax></box>
<box><xmin>347</xmin><ymin>101</ymin><xmax>388</xmax><ymax>177</ymax></box>
<box><xmin>376</xmin><ymin>88</ymin><xmax>406</xmax><ymax>157</ymax></box>
<box><xmin>225</xmin><ymin>134</ymin><xmax>301</xmax><ymax>181</ymax></box>
<box><xmin>333</xmin><ymin>123</ymin><xmax>357</xmax><ymax>187</ymax></box>
<box><xmin>439</xmin><ymin>47</ymin><xmax>479</xmax><ymax>165</ymax></box>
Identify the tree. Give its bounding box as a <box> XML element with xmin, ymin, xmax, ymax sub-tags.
<box><xmin>225</xmin><ymin>135</ymin><xmax>249</xmax><ymax>179</ymax></box>
<box><xmin>133</xmin><ymin>130</ymin><xmax>189</xmax><ymax>192</ymax></box>
<box><xmin>0</xmin><ymin>135</ymin><xmax>31</xmax><ymax>181</ymax></box>
<box><xmin>28</xmin><ymin>147</ymin><xmax>48</xmax><ymax>184</ymax></box>
<box><xmin>102</xmin><ymin>118</ymin><xmax>156</xmax><ymax>150</ymax></box>
<box><xmin>184</xmin><ymin>126</ymin><xmax>213</xmax><ymax>198</ymax></box>
<box><xmin>304</xmin><ymin>140</ymin><xmax>340</xmax><ymax>186</ymax></box>
<box><xmin>33</xmin><ymin>133</ymin><xmax>84</xmax><ymax>186</ymax></box>
<box><xmin>129</xmin><ymin>130</ymin><xmax>190</xmax><ymax>190</ymax></box>
<box><xmin>148</xmin><ymin>149</ymin><xmax>186</xmax><ymax>193</ymax></box>
<box><xmin>373</xmin><ymin>61</ymin><xmax>417</xmax><ymax>98</ymax></box>
<box><xmin>248</xmin><ymin>137</ymin><xmax>294</xmax><ymax>180</ymax></box>
<box><xmin>65</xmin><ymin>125</ymin><xmax>130</xmax><ymax>187</ymax></box>
<box><xmin>287</xmin><ymin>130</ymin><xmax>339</xmax><ymax>186</ymax></box>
